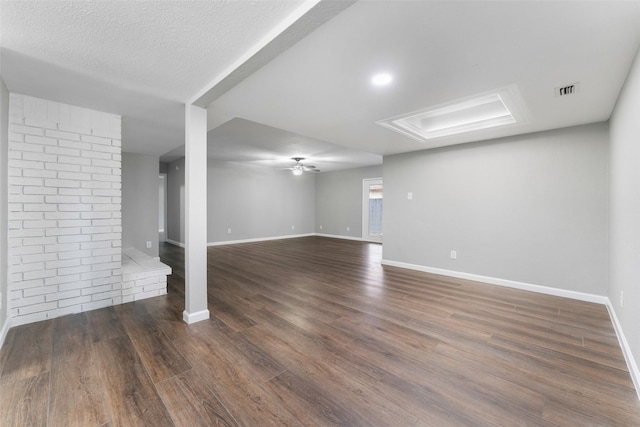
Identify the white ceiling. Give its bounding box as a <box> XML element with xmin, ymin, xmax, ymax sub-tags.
<box><xmin>162</xmin><ymin>118</ymin><xmax>381</xmax><ymax>172</ymax></box>
<box><xmin>2</xmin><ymin>1</ymin><xmax>305</xmax><ymax>102</ymax></box>
<box><xmin>209</xmin><ymin>1</ymin><xmax>640</xmax><ymax>156</ymax></box>
<box><xmin>2</xmin><ymin>1</ymin><xmax>640</xmax><ymax>170</ymax></box>
<box><xmin>0</xmin><ymin>0</ymin><xmax>347</xmax><ymax>159</ymax></box>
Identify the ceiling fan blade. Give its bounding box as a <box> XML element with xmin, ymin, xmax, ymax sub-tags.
<box><xmin>276</xmin><ymin>158</ymin><xmax>320</xmax><ymax>173</ymax></box>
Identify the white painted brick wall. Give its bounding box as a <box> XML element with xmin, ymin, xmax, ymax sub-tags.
<box><xmin>122</xmin><ymin>247</ymin><xmax>170</xmax><ymax>303</ymax></box>
<box><xmin>8</xmin><ymin>94</ymin><xmax>123</xmax><ymax>325</ymax></box>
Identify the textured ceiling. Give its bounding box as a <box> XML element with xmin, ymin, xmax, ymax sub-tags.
<box><xmin>1</xmin><ymin>0</ymin><xmax>356</xmax><ymax>162</ymax></box>
<box><xmin>2</xmin><ymin>1</ymin><xmax>302</xmax><ymax>101</ymax></box>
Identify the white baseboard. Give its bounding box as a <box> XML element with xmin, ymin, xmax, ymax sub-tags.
<box><xmin>606</xmin><ymin>301</ymin><xmax>640</xmax><ymax>401</ymax></box>
<box><xmin>183</xmin><ymin>309</ymin><xmax>210</xmax><ymax>324</ymax></box>
<box><xmin>165</xmin><ymin>239</ymin><xmax>185</xmax><ymax>248</ymax></box>
<box><xmin>207</xmin><ymin>233</ymin><xmax>314</xmax><ymax>246</ymax></box>
<box><xmin>0</xmin><ymin>317</ymin><xmax>11</xmax><ymax>351</ymax></box>
<box><xmin>314</xmin><ymin>233</ymin><xmax>363</xmax><ymax>242</ymax></box>
<box><xmin>381</xmin><ymin>259</ymin><xmax>608</xmax><ymax>304</ymax></box>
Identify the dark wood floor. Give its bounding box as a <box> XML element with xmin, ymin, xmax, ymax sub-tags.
<box><xmin>1</xmin><ymin>236</ymin><xmax>639</xmax><ymax>426</ymax></box>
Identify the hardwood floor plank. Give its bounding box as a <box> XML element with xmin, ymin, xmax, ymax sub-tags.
<box><xmin>243</xmin><ymin>287</ymin><xmax>346</xmax><ymax>324</ymax></box>
<box><xmin>49</xmin><ymin>314</ymin><xmax>110</xmax><ymax>427</ymax></box>
<box><xmin>0</xmin><ymin>320</ymin><xmax>53</xmax><ymax>385</ymax></box>
<box><xmin>331</xmin><ymin>314</ymin><xmax>440</xmax><ymax>354</ymax></box>
<box><xmin>128</xmin><ymin>330</ymin><xmax>192</xmax><ymax>384</ymax></box>
<box><xmin>489</xmin><ymin>334</ymin><xmax>636</xmax><ymax>392</ymax></box>
<box><xmin>193</xmin><ymin>317</ymin><xmax>287</xmax><ymax>383</ymax></box>
<box><xmin>328</xmin><ymin>342</ymin><xmax>492</xmax><ymax>426</ymax></box>
<box><xmin>263</xmin><ymin>369</ymin><xmax>398</xmax><ymax>427</ymax></box>
<box><xmin>0</xmin><ymin>326</ymin><xmax>16</xmax><ymax>374</ymax></box>
<box><xmin>86</xmin><ymin>306</ymin><xmax>127</xmax><ymax>343</ymax></box>
<box><xmin>246</xmin><ymin>299</ymin><xmax>358</xmax><ymax>348</ymax></box>
<box><xmin>449</xmin><ymin>308</ymin><xmax>629</xmax><ymax>371</ymax></box>
<box><xmin>156</xmin><ymin>369</ymin><xmax>238</xmax><ymax>427</ymax></box>
<box><xmin>143</xmin><ymin>292</ymin><xmax>200</xmax><ymax>343</ymax></box>
<box><xmin>543</xmin><ymin>397</ymin><xmax>639</xmax><ymax>427</ymax></box>
<box><xmin>405</xmin><ymin>314</ymin><xmax>494</xmax><ymax>345</ymax></box>
<box><xmin>94</xmin><ymin>335</ymin><xmax>174</xmax><ymax>427</ymax></box>
<box><xmin>0</xmin><ymin>372</ymin><xmax>50</xmax><ymax>427</ymax></box>
<box><xmin>114</xmin><ymin>301</ymin><xmax>162</xmax><ymax>338</ymax></box>
<box><xmin>114</xmin><ymin>301</ymin><xmax>193</xmax><ymax>384</ymax></box>
<box><xmin>557</xmin><ymin>305</ymin><xmax>618</xmax><ymax>336</ymax></box>
<box><xmin>343</xmin><ymin>335</ymin><xmax>554</xmax><ymax>426</ymax></box>
<box><xmin>436</xmin><ymin>338</ymin><xmax>640</xmax><ymax>418</ymax></box>
<box><xmin>242</xmin><ymin>322</ymin><xmax>419</xmax><ymax>426</ymax></box>
<box><xmin>170</xmin><ymin>329</ymin><xmax>301</xmax><ymax>426</ymax></box>
<box><xmin>204</xmin><ymin>296</ymin><xmax>256</xmax><ymax>332</ymax></box>
<box><xmin>154</xmin><ymin>315</ymin><xmax>200</xmax><ymax>343</ymax></box>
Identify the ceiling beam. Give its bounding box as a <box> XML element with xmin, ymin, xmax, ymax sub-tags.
<box><xmin>189</xmin><ymin>0</ymin><xmax>354</xmax><ymax>110</ymax></box>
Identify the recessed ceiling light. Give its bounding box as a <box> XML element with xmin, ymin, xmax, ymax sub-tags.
<box><xmin>371</xmin><ymin>72</ymin><xmax>393</xmax><ymax>86</ymax></box>
<box><xmin>376</xmin><ymin>85</ymin><xmax>528</xmax><ymax>141</ymax></box>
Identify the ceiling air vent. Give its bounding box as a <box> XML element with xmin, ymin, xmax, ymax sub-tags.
<box><xmin>556</xmin><ymin>82</ymin><xmax>580</xmax><ymax>97</ymax></box>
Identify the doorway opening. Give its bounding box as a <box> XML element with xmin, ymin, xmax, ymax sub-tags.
<box><xmin>159</xmin><ymin>173</ymin><xmax>167</xmax><ymax>242</ymax></box>
<box><xmin>362</xmin><ymin>178</ymin><xmax>383</xmax><ymax>243</ymax></box>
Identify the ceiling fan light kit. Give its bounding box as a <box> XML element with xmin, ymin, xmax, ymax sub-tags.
<box><xmin>278</xmin><ymin>157</ymin><xmax>320</xmax><ymax>176</ymax></box>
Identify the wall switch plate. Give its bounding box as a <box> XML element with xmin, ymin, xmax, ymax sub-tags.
<box><xmin>146</xmin><ymin>241</ymin><xmax>152</xmax><ymax>249</ymax></box>
<box><xmin>450</xmin><ymin>250</ymin><xmax>457</xmax><ymax>260</ymax></box>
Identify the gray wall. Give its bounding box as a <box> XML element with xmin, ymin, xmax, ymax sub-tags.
<box><xmin>383</xmin><ymin>123</ymin><xmax>609</xmax><ymax>295</ymax></box>
<box><xmin>166</xmin><ymin>158</ymin><xmax>316</xmax><ymax>244</ymax></box>
<box><xmin>207</xmin><ymin>160</ymin><xmax>315</xmax><ymax>242</ymax></box>
<box><xmin>609</xmin><ymin>46</ymin><xmax>640</xmax><ymax>377</ymax></box>
<box><xmin>166</xmin><ymin>157</ymin><xmax>185</xmax><ymax>244</ymax></box>
<box><xmin>0</xmin><ymin>76</ymin><xmax>9</xmax><ymax>335</ymax></box>
<box><xmin>122</xmin><ymin>152</ymin><xmax>160</xmax><ymax>257</ymax></box>
<box><xmin>315</xmin><ymin>165</ymin><xmax>382</xmax><ymax>238</ymax></box>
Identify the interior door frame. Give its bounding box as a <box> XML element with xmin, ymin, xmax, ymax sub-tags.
<box><xmin>362</xmin><ymin>177</ymin><xmax>383</xmax><ymax>243</ymax></box>
<box><xmin>159</xmin><ymin>173</ymin><xmax>168</xmax><ymax>242</ymax></box>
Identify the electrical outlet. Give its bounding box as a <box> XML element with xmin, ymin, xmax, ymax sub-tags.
<box><xmin>408</xmin><ymin>192</ymin><xmax>413</xmax><ymax>200</ymax></box>
<box><xmin>291</xmin><ymin>225</ymin><xmax>295</xmax><ymax>230</ymax></box>
<box><xmin>146</xmin><ymin>241</ymin><xmax>152</xmax><ymax>249</ymax></box>
<box><xmin>347</xmin><ymin>226</ymin><xmax>350</xmax><ymax>232</ymax></box>
<box><xmin>320</xmin><ymin>225</ymin><xmax>323</xmax><ymax>230</ymax></box>
<box><xmin>621</xmin><ymin>290</ymin><xmax>624</xmax><ymax>308</ymax></box>
<box><xmin>227</xmin><ymin>228</ymin><xmax>231</xmax><ymax>234</ymax></box>
<box><xmin>450</xmin><ymin>250</ymin><xmax>457</xmax><ymax>260</ymax></box>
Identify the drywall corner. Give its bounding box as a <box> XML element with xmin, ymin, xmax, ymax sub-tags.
<box><xmin>0</xmin><ymin>75</ymin><xmax>10</xmax><ymax>345</ymax></box>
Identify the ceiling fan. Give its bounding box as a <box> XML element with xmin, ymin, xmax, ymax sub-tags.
<box><xmin>277</xmin><ymin>157</ymin><xmax>320</xmax><ymax>175</ymax></box>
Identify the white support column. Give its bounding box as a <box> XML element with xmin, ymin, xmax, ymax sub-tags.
<box><xmin>183</xmin><ymin>104</ymin><xmax>210</xmax><ymax>324</ymax></box>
